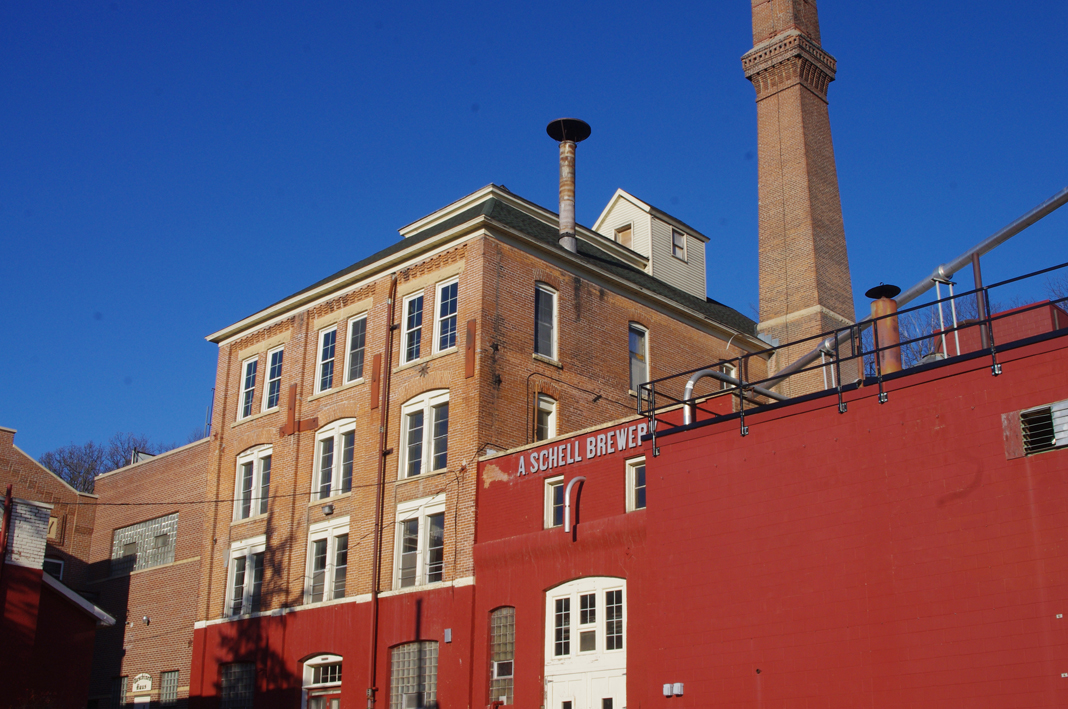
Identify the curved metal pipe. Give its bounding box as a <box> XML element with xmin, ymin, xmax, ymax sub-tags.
<box><xmin>683</xmin><ymin>369</ymin><xmax>787</xmax><ymax>425</ymax></box>
<box><xmin>765</xmin><ymin>186</ymin><xmax>1068</xmax><ymax>390</ymax></box>
<box><xmin>563</xmin><ymin>476</ymin><xmax>586</xmax><ymax>533</ymax></box>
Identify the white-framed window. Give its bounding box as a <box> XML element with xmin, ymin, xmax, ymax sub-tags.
<box><xmin>544</xmin><ymin>475</ymin><xmax>564</xmax><ymax>529</ymax></box>
<box><xmin>390</xmin><ymin>641</ymin><xmax>438</xmax><ymax>709</ymax></box>
<box><xmin>400</xmin><ymin>390</ymin><xmax>449</xmax><ymax>478</ymax></box>
<box><xmin>303</xmin><ymin>654</ymin><xmax>343</xmax><ymax>709</ymax></box>
<box><xmin>628</xmin><ymin>324</ymin><xmax>648</xmax><ymax>391</ymax></box>
<box><xmin>671</xmin><ymin>228</ymin><xmax>687</xmax><ymax>261</ymax></box>
<box><xmin>402</xmin><ymin>292</ymin><xmax>425</xmax><ymax>364</ymax></box>
<box><xmin>535</xmin><ymin>395</ymin><xmax>557</xmax><ymax>442</ymax></box>
<box><xmin>262</xmin><ymin>347</ymin><xmax>284</xmax><ymax>411</ymax></box>
<box><xmin>239</xmin><ymin>357</ymin><xmax>258</xmax><ymax>419</ymax></box>
<box><xmin>316</xmin><ymin>327</ymin><xmax>338</xmax><ymax>394</ymax></box>
<box><xmin>345</xmin><ymin>314</ymin><xmax>368</xmax><ymax>383</ymax></box>
<box><xmin>226</xmin><ymin>536</ymin><xmax>266</xmax><ymax>617</ymax></box>
<box><xmin>434</xmin><ymin>279</ymin><xmax>459</xmax><ymax>353</ymax></box>
<box><xmin>534</xmin><ymin>284</ymin><xmax>557</xmax><ymax>359</ymax></box>
<box><xmin>488</xmin><ymin>606</ymin><xmax>515</xmax><ymax>705</ymax></box>
<box><xmin>305</xmin><ymin>517</ymin><xmax>349</xmax><ymax>604</ymax></box>
<box><xmin>626</xmin><ymin>456</ymin><xmax>646</xmax><ymax>512</ymax></box>
<box><xmin>720</xmin><ymin>362</ymin><xmax>738</xmax><ymax>390</ymax></box>
<box><xmin>313</xmin><ymin>419</ymin><xmax>356</xmax><ymax>501</ymax></box>
<box><xmin>394</xmin><ymin>494</ymin><xmax>445</xmax><ymax>588</ymax></box>
<box><xmin>546</xmin><ymin>578</ymin><xmax>626</xmax><ymax>661</ymax></box>
<box><xmin>614</xmin><ymin>224</ymin><xmax>632</xmax><ymax>249</ymax></box>
<box><xmin>234</xmin><ymin>445</ymin><xmax>272</xmax><ymax>520</ymax></box>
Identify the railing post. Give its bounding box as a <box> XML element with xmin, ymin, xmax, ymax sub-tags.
<box><xmin>983</xmin><ymin>287</ymin><xmax>1002</xmax><ymax>376</ymax></box>
<box><xmin>834</xmin><ymin>326</ymin><xmax>847</xmax><ymax>414</ymax></box>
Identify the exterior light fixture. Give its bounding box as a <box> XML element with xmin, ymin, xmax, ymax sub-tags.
<box><xmin>322</xmin><ymin>504</ymin><xmax>334</xmax><ymax>516</ymax></box>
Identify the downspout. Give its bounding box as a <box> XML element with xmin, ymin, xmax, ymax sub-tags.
<box><xmin>0</xmin><ymin>485</ymin><xmax>12</xmax><ymax>586</ymax></box>
<box><xmin>368</xmin><ymin>274</ymin><xmax>399</xmax><ymax>709</ymax></box>
<box><xmin>563</xmin><ymin>477</ymin><xmax>586</xmax><ymax>534</ymax></box>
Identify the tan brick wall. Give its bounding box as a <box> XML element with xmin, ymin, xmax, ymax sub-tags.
<box><xmin>86</xmin><ymin>439</ymin><xmax>209</xmax><ymax>706</ymax></box>
<box><xmin>0</xmin><ymin>427</ymin><xmax>97</xmax><ymax>588</ymax></box>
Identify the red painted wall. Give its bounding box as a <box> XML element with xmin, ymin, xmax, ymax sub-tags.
<box><xmin>475</xmin><ymin>334</ymin><xmax>1068</xmax><ymax>709</ymax></box>
<box><xmin>191</xmin><ymin>585</ymin><xmax>474</xmax><ymax>709</ymax></box>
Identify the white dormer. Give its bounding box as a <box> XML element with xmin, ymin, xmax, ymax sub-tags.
<box><xmin>593</xmin><ymin>189</ymin><xmax>709</xmax><ymax>300</ymax></box>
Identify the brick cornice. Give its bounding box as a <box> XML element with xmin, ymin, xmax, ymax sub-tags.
<box><xmin>742</xmin><ymin>30</ymin><xmax>836</xmax><ymax>101</ymax></box>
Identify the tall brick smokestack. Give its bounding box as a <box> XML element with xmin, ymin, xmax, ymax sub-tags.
<box><xmin>742</xmin><ymin>0</ymin><xmax>855</xmax><ymax>394</ymax></box>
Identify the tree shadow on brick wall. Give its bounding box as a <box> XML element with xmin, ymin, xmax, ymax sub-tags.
<box><xmin>208</xmin><ymin>509</ymin><xmax>300</xmax><ymax>709</ymax></box>
<box><xmin>86</xmin><ymin>555</ymin><xmax>132</xmax><ymax>706</ymax></box>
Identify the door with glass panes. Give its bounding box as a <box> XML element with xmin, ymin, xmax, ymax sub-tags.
<box><xmin>544</xmin><ymin>578</ymin><xmax>626</xmax><ymax>709</ymax></box>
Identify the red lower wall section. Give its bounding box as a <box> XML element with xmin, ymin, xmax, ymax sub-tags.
<box><xmin>191</xmin><ymin>585</ymin><xmax>474</xmax><ymax>709</ymax></box>
<box><xmin>473</xmin><ymin>334</ymin><xmax>1068</xmax><ymax>709</ymax></box>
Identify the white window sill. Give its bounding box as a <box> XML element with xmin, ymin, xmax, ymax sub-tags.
<box><xmin>306</xmin><ymin>376</ymin><xmax>366</xmax><ymax>403</ymax></box>
<box><xmin>380</xmin><ymin>580</ymin><xmax>447</xmax><ymax>597</ymax></box>
<box><xmin>395</xmin><ymin>468</ymin><xmax>448</xmax><ymax>486</ymax></box>
<box><xmin>394</xmin><ymin>346</ymin><xmax>458</xmax><ymax>374</ymax></box>
<box><xmin>307</xmin><ymin>490</ymin><xmax>353</xmax><ymax>507</ymax></box>
<box><xmin>232</xmin><ymin>407</ymin><xmax>280</xmax><ymax>428</ymax></box>
<box><xmin>231</xmin><ymin>513</ymin><xmax>268</xmax><ymax>527</ymax></box>
<box><xmin>533</xmin><ymin>353</ymin><xmax>562</xmax><ymax>368</ymax></box>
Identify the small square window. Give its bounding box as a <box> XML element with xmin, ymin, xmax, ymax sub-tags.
<box><xmin>545</xmin><ymin>476</ymin><xmax>564</xmax><ymax>529</ymax></box>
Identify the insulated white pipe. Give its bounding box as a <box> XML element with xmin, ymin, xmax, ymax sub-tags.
<box><xmin>563</xmin><ymin>476</ymin><xmax>586</xmax><ymax>533</ymax></box>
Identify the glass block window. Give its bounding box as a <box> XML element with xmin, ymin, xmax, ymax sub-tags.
<box><xmin>489</xmin><ymin>607</ymin><xmax>515</xmax><ymax>705</ymax></box>
<box><xmin>390</xmin><ymin>641</ymin><xmax>438</xmax><ymax>709</ymax></box>
<box><xmin>220</xmin><ymin>663</ymin><xmax>255</xmax><ymax>709</ymax></box>
<box><xmin>110</xmin><ymin>513</ymin><xmax>178</xmax><ymax>575</ymax></box>
<box><xmin>160</xmin><ymin>671</ymin><xmax>179</xmax><ymax>706</ymax></box>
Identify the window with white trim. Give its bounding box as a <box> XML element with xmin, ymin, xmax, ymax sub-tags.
<box><xmin>402</xmin><ymin>293</ymin><xmax>424</xmax><ymax>364</ymax></box>
<box><xmin>626</xmin><ymin>457</ymin><xmax>646</xmax><ymax>512</ymax></box>
<box><xmin>433</xmin><ymin>279</ymin><xmax>459</xmax><ymax>353</ymax></box>
<box><xmin>394</xmin><ymin>494</ymin><xmax>445</xmax><ymax>588</ymax></box>
<box><xmin>234</xmin><ymin>446</ymin><xmax>272</xmax><ymax>520</ymax></box>
<box><xmin>346</xmin><ymin>315</ymin><xmax>368</xmax><ymax>383</ymax></box>
<box><xmin>544</xmin><ymin>476</ymin><xmax>564</xmax><ymax>529</ymax></box>
<box><xmin>546</xmin><ymin>578</ymin><xmax>626</xmax><ymax>661</ymax></box>
<box><xmin>239</xmin><ymin>357</ymin><xmax>258</xmax><ymax>419</ymax></box>
<box><xmin>313</xmin><ymin>419</ymin><xmax>356</xmax><ymax>500</ymax></box>
<box><xmin>400</xmin><ymin>390</ymin><xmax>449</xmax><ymax>478</ymax></box>
<box><xmin>489</xmin><ymin>607</ymin><xmax>515</xmax><ymax>705</ymax></box>
<box><xmin>220</xmin><ymin>663</ymin><xmax>255</xmax><ymax>709</ymax></box>
<box><xmin>316</xmin><ymin>327</ymin><xmax>337</xmax><ymax>394</ymax></box>
<box><xmin>43</xmin><ymin>557</ymin><xmax>64</xmax><ymax>581</ymax></box>
<box><xmin>262</xmin><ymin>347</ymin><xmax>284</xmax><ymax>411</ymax></box>
<box><xmin>306</xmin><ymin>517</ymin><xmax>349</xmax><ymax>604</ymax></box>
<box><xmin>719</xmin><ymin>362</ymin><xmax>737</xmax><ymax>390</ymax></box>
<box><xmin>628</xmin><ymin>324</ymin><xmax>648</xmax><ymax>391</ymax></box>
<box><xmin>390</xmin><ymin>641</ymin><xmax>438</xmax><ymax>709</ymax></box>
<box><xmin>303</xmin><ymin>654</ymin><xmax>343</xmax><ymax>709</ymax></box>
<box><xmin>671</xmin><ymin>228</ymin><xmax>687</xmax><ymax>261</ymax></box>
<box><xmin>534</xmin><ymin>284</ymin><xmax>557</xmax><ymax>359</ymax></box>
<box><xmin>614</xmin><ymin>224</ymin><xmax>632</xmax><ymax>249</ymax></box>
<box><xmin>226</xmin><ymin>536</ymin><xmax>265</xmax><ymax>617</ymax></box>
<box><xmin>535</xmin><ymin>395</ymin><xmax>557</xmax><ymax>442</ymax></box>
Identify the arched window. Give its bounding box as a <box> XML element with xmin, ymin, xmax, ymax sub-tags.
<box><xmin>400</xmin><ymin>390</ymin><xmax>449</xmax><ymax>478</ymax></box>
<box><xmin>303</xmin><ymin>654</ymin><xmax>342</xmax><ymax>709</ymax></box>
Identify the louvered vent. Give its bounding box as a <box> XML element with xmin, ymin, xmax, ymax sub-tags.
<box><xmin>1021</xmin><ymin>400</ymin><xmax>1068</xmax><ymax>455</ymax></box>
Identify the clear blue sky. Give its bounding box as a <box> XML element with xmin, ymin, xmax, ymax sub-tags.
<box><xmin>3</xmin><ymin>1</ymin><xmax>1066</xmax><ymax>459</ymax></box>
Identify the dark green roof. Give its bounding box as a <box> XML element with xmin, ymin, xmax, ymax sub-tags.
<box><xmin>258</xmin><ymin>192</ymin><xmax>756</xmax><ymax>336</ymax></box>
